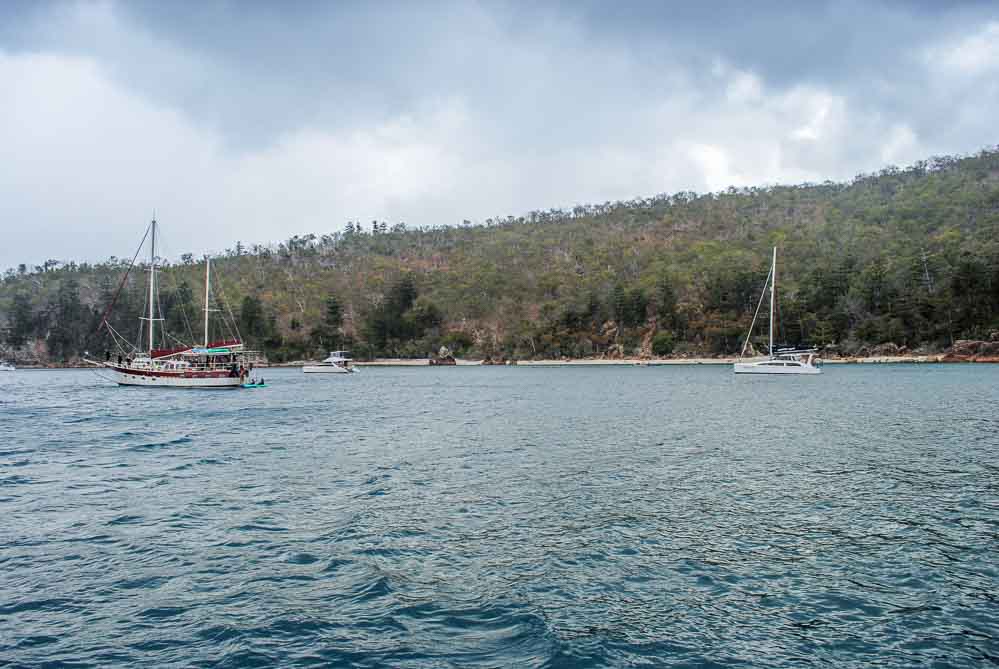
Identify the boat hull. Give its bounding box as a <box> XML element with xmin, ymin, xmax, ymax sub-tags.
<box><xmin>302</xmin><ymin>365</ymin><xmax>353</xmax><ymax>374</ymax></box>
<box><xmin>113</xmin><ymin>367</ymin><xmax>243</xmax><ymax>388</ymax></box>
<box><xmin>733</xmin><ymin>362</ymin><xmax>821</xmax><ymax>375</ymax></box>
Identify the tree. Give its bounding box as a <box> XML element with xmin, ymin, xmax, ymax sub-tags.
<box><xmin>652</xmin><ymin>331</ymin><xmax>675</xmax><ymax>356</ymax></box>
<box><xmin>7</xmin><ymin>292</ymin><xmax>33</xmax><ymax>346</ymax></box>
<box><xmin>324</xmin><ymin>295</ymin><xmax>343</xmax><ymax>330</ymax></box>
<box><xmin>656</xmin><ymin>275</ymin><xmax>677</xmax><ymax>329</ymax></box>
<box><xmin>311</xmin><ymin>294</ymin><xmax>344</xmax><ymax>348</ymax></box>
<box><xmin>47</xmin><ymin>278</ymin><xmax>84</xmax><ymax>360</ymax></box>
<box><xmin>360</xmin><ymin>275</ymin><xmax>445</xmax><ymax>356</ymax></box>
<box><xmin>239</xmin><ymin>295</ymin><xmax>269</xmax><ymax>342</ymax></box>
<box><xmin>410</xmin><ymin>298</ymin><xmax>443</xmax><ymax>332</ymax></box>
<box><xmin>386</xmin><ymin>275</ymin><xmax>417</xmax><ymax>316</ymax></box>
<box><xmin>613</xmin><ymin>284</ymin><xmax>647</xmax><ymax>328</ymax></box>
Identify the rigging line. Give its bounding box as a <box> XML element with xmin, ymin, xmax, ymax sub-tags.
<box><xmin>740</xmin><ymin>264</ymin><xmax>772</xmax><ymax>357</ymax></box>
<box><xmin>89</xmin><ymin>367</ymin><xmax>118</xmax><ymax>384</ymax></box>
<box><xmin>186</xmin><ymin>306</ymin><xmax>197</xmax><ymax>344</ymax></box>
<box><xmin>212</xmin><ymin>262</ymin><xmax>244</xmax><ymax>343</ymax></box>
<box><xmin>136</xmin><ymin>272</ymin><xmax>148</xmax><ymax>352</ymax></box>
<box><xmin>773</xmin><ymin>295</ymin><xmax>779</xmax><ymax>347</ymax></box>
<box><xmin>106</xmin><ymin>329</ymin><xmax>126</xmax><ymax>354</ymax></box>
<box><xmin>163</xmin><ymin>331</ymin><xmax>195</xmax><ymax>349</ymax></box>
<box><xmin>106</xmin><ymin>323</ymin><xmax>132</xmax><ymax>351</ymax></box>
<box><xmin>109</xmin><ymin>322</ymin><xmax>138</xmax><ymax>351</ymax></box>
<box><xmin>94</xmin><ymin>222</ymin><xmax>151</xmax><ymax>336</ymax></box>
<box><xmin>156</xmin><ymin>226</ymin><xmax>198</xmax><ymax>345</ymax></box>
<box><xmin>156</xmin><ymin>285</ymin><xmax>165</xmax><ymax>352</ymax></box>
<box><xmin>177</xmin><ymin>293</ymin><xmax>196</xmax><ymax>346</ymax></box>
<box><xmin>209</xmin><ymin>261</ymin><xmax>233</xmax><ymax>340</ymax></box>
<box><xmin>105</xmin><ymin>324</ymin><xmax>133</xmax><ymax>356</ymax></box>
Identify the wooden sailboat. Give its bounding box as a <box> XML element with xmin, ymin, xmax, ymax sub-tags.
<box><xmin>93</xmin><ymin>218</ymin><xmax>259</xmax><ymax>388</ymax></box>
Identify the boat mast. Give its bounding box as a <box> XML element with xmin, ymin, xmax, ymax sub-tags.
<box><xmin>204</xmin><ymin>256</ymin><xmax>211</xmax><ymax>347</ymax></box>
<box><xmin>148</xmin><ymin>218</ymin><xmax>157</xmax><ymax>355</ymax></box>
<box><xmin>769</xmin><ymin>246</ymin><xmax>776</xmax><ymax>357</ymax></box>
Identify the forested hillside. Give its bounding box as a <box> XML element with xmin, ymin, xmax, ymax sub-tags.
<box><xmin>2</xmin><ymin>148</ymin><xmax>999</xmax><ymax>363</ymax></box>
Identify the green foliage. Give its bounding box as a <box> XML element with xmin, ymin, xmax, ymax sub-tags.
<box><xmin>655</xmin><ymin>275</ymin><xmax>677</xmax><ymax>328</ymax></box>
<box><xmin>7</xmin><ymin>292</ymin><xmax>33</xmax><ymax>346</ymax></box>
<box><xmin>46</xmin><ymin>278</ymin><xmax>88</xmax><ymax>359</ymax></box>
<box><xmin>441</xmin><ymin>331</ymin><xmax>475</xmax><ymax>354</ymax></box>
<box><xmin>310</xmin><ymin>294</ymin><xmax>344</xmax><ymax>351</ymax></box>
<box><xmin>651</xmin><ymin>331</ymin><xmax>675</xmax><ymax>356</ymax></box>
<box><xmin>324</xmin><ymin>296</ymin><xmax>343</xmax><ymax>330</ymax></box>
<box><xmin>360</xmin><ymin>275</ymin><xmax>444</xmax><ymax>356</ymax></box>
<box><xmin>239</xmin><ymin>295</ymin><xmax>271</xmax><ymax>344</ymax></box>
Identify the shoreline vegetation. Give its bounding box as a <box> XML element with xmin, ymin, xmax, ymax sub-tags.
<box><xmin>16</xmin><ymin>344</ymin><xmax>999</xmax><ymax>369</ymax></box>
<box><xmin>2</xmin><ymin>148</ymin><xmax>998</xmax><ymax>365</ymax></box>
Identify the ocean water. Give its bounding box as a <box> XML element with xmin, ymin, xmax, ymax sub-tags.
<box><xmin>1</xmin><ymin>364</ymin><xmax>997</xmax><ymax>667</ymax></box>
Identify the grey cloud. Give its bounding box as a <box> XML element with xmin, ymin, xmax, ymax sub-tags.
<box><xmin>1</xmin><ymin>1</ymin><xmax>998</xmax><ymax>269</ymax></box>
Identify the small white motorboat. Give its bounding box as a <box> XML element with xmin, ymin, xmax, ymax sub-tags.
<box><xmin>0</xmin><ymin>360</ymin><xmax>15</xmax><ymax>372</ymax></box>
<box><xmin>303</xmin><ymin>350</ymin><xmax>355</xmax><ymax>374</ymax></box>
<box><xmin>734</xmin><ymin>247</ymin><xmax>822</xmax><ymax>375</ymax></box>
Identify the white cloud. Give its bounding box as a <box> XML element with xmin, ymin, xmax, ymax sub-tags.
<box><xmin>880</xmin><ymin>124</ymin><xmax>920</xmax><ymax>166</ymax></box>
<box><xmin>927</xmin><ymin>21</ymin><xmax>999</xmax><ymax>76</ymax></box>
<box><xmin>0</xmin><ymin>50</ymin><xmax>482</xmax><ymax>267</ymax></box>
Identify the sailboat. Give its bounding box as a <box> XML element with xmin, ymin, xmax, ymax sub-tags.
<box><xmin>91</xmin><ymin>218</ymin><xmax>258</xmax><ymax>388</ymax></box>
<box><xmin>733</xmin><ymin>247</ymin><xmax>821</xmax><ymax>375</ymax></box>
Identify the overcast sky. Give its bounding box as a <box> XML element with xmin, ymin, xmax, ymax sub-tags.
<box><xmin>2</xmin><ymin>1</ymin><xmax>998</xmax><ymax>269</ymax></box>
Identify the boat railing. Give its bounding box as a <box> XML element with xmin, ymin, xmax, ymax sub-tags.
<box><xmin>116</xmin><ymin>360</ymin><xmax>259</xmax><ymax>373</ymax></box>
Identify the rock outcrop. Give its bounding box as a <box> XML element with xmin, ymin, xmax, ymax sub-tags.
<box><xmin>429</xmin><ymin>345</ymin><xmax>456</xmax><ymax>366</ymax></box>
<box><xmin>941</xmin><ymin>339</ymin><xmax>999</xmax><ymax>362</ymax></box>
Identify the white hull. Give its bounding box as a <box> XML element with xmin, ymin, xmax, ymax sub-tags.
<box><xmin>0</xmin><ymin>365</ymin><xmax>14</xmax><ymax>372</ymax></box>
<box><xmin>302</xmin><ymin>365</ymin><xmax>353</xmax><ymax>374</ymax></box>
<box><xmin>734</xmin><ymin>361</ymin><xmax>821</xmax><ymax>375</ymax></box>
<box><xmin>114</xmin><ymin>369</ymin><xmax>242</xmax><ymax>388</ymax></box>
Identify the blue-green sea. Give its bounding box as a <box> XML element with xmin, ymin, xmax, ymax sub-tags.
<box><xmin>1</xmin><ymin>365</ymin><xmax>997</xmax><ymax>667</ymax></box>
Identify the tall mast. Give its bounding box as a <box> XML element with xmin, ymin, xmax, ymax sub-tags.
<box><xmin>769</xmin><ymin>246</ymin><xmax>776</xmax><ymax>357</ymax></box>
<box><xmin>204</xmin><ymin>256</ymin><xmax>211</xmax><ymax>347</ymax></box>
<box><xmin>148</xmin><ymin>218</ymin><xmax>157</xmax><ymax>355</ymax></box>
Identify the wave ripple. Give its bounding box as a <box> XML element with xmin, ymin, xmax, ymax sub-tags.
<box><xmin>2</xmin><ymin>366</ymin><xmax>998</xmax><ymax>667</ymax></box>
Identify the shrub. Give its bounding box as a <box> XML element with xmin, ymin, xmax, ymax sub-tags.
<box><xmin>652</xmin><ymin>331</ymin><xmax>675</xmax><ymax>356</ymax></box>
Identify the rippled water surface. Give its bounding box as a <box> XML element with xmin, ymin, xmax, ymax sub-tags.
<box><xmin>2</xmin><ymin>365</ymin><xmax>998</xmax><ymax>667</ymax></box>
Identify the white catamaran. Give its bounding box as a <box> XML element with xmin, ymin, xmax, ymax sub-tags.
<box><xmin>91</xmin><ymin>218</ymin><xmax>259</xmax><ymax>388</ymax></box>
<box><xmin>734</xmin><ymin>246</ymin><xmax>822</xmax><ymax>375</ymax></box>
